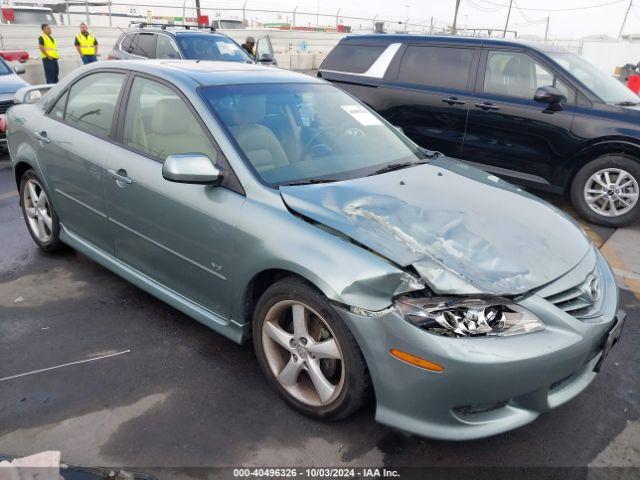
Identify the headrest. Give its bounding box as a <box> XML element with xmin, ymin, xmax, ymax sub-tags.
<box><xmin>151</xmin><ymin>97</ymin><xmax>192</xmax><ymax>135</ymax></box>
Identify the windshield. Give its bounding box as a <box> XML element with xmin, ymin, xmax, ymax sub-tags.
<box><xmin>11</xmin><ymin>9</ymin><xmax>56</xmax><ymax>25</ymax></box>
<box><xmin>176</xmin><ymin>35</ymin><xmax>251</xmax><ymax>62</ymax></box>
<box><xmin>201</xmin><ymin>83</ymin><xmax>423</xmax><ymax>186</ymax></box>
<box><xmin>548</xmin><ymin>52</ymin><xmax>639</xmax><ymax>104</ymax></box>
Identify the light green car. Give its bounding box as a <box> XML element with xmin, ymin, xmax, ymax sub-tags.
<box><xmin>7</xmin><ymin>60</ymin><xmax>625</xmax><ymax>440</ymax></box>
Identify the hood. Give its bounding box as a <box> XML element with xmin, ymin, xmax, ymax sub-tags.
<box><xmin>280</xmin><ymin>157</ymin><xmax>591</xmax><ymax>296</ymax></box>
<box><xmin>0</xmin><ymin>73</ymin><xmax>27</xmax><ymax>95</ymax></box>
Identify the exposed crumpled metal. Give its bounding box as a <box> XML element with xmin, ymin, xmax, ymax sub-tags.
<box><xmin>281</xmin><ymin>157</ymin><xmax>591</xmax><ymax>296</ymax></box>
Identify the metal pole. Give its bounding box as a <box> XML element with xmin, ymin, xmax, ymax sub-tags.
<box><xmin>336</xmin><ymin>8</ymin><xmax>340</xmax><ymax>28</ymax></box>
<box><xmin>619</xmin><ymin>0</ymin><xmax>632</xmax><ymax>40</ymax></box>
<box><xmin>452</xmin><ymin>0</ymin><xmax>461</xmax><ymax>34</ymax></box>
<box><xmin>108</xmin><ymin>1</ymin><xmax>112</xmax><ymax>27</ymax></box>
<box><xmin>292</xmin><ymin>6</ymin><xmax>297</xmax><ymax>31</ymax></box>
<box><xmin>544</xmin><ymin>16</ymin><xmax>550</xmax><ymax>41</ymax></box>
<box><xmin>65</xmin><ymin>0</ymin><xmax>70</xmax><ymax>25</ymax></box>
<box><xmin>503</xmin><ymin>0</ymin><xmax>513</xmax><ymax>38</ymax></box>
<box><xmin>372</xmin><ymin>14</ymin><xmax>377</xmax><ymax>33</ymax></box>
<box><xmin>316</xmin><ymin>0</ymin><xmax>319</xmax><ymax>29</ymax></box>
<box><xmin>430</xmin><ymin>16</ymin><xmax>433</xmax><ymax>34</ymax></box>
<box><xmin>404</xmin><ymin>5</ymin><xmax>409</xmax><ymax>33</ymax></box>
<box><xmin>195</xmin><ymin>0</ymin><xmax>201</xmax><ymax>22</ymax></box>
<box><xmin>243</xmin><ymin>1</ymin><xmax>247</xmax><ymax>26</ymax></box>
<box><xmin>85</xmin><ymin>0</ymin><xmax>90</xmax><ymax>25</ymax></box>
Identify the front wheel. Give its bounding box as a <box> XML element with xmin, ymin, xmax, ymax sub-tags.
<box><xmin>252</xmin><ymin>277</ymin><xmax>370</xmax><ymax>420</ymax></box>
<box><xmin>570</xmin><ymin>154</ymin><xmax>640</xmax><ymax>227</ymax></box>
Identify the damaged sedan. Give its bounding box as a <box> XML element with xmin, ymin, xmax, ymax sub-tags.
<box><xmin>7</xmin><ymin>60</ymin><xmax>625</xmax><ymax>440</ymax></box>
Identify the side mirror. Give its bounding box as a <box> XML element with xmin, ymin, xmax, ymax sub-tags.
<box><xmin>13</xmin><ymin>64</ymin><xmax>25</xmax><ymax>75</ymax></box>
<box><xmin>534</xmin><ymin>85</ymin><xmax>566</xmax><ymax>105</ymax></box>
<box><xmin>258</xmin><ymin>53</ymin><xmax>274</xmax><ymax>63</ymax></box>
<box><xmin>162</xmin><ymin>153</ymin><xmax>222</xmax><ymax>185</ymax></box>
<box><xmin>14</xmin><ymin>85</ymin><xmax>52</xmax><ymax>104</ymax></box>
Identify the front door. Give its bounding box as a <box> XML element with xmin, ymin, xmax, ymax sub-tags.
<box><xmin>376</xmin><ymin>44</ymin><xmax>479</xmax><ymax>157</ymax></box>
<box><xmin>103</xmin><ymin>75</ymin><xmax>243</xmax><ymax>318</ymax></box>
<box><xmin>462</xmin><ymin>49</ymin><xmax>576</xmax><ymax>186</ymax></box>
<box><xmin>34</xmin><ymin>71</ymin><xmax>126</xmax><ymax>253</ymax></box>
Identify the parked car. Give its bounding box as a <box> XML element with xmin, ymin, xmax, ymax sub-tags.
<box><xmin>319</xmin><ymin>35</ymin><xmax>640</xmax><ymax>227</ymax></box>
<box><xmin>7</xmin><ymin>60</ymin><xmax>625</xmax><ymax>440</ymax></box>
<box><xmin>108</xmin><ymin>23</ymin><xmax>276</xmax><ymax>65</ymax></box>
<box><xmin>0</xmin><ymin>57</ymin><xmax>27</xmax><ymax>146</ymax></box>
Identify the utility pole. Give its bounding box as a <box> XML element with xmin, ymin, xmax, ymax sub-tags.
<box><xmin>619</xmin><ymin>0</ymin><xmax>633</xmax><ymax>40</ymax></box>
<box><xmin>292</xmin><ymin>6</ymin><xmax>297</xmax><ymax>31</ymax></box>
<box><xmin>544</xmin><ymin>16</ymin><xmax>550</xmax><ymax>41</ymax></box>
<box><xmin>452</xmin><ymin>0</ymin><xmax>461</xmax><ymax>34</ymax></box>
<box><xmin>336</xmin><ymin>8</ymin><xmax>341</xmax><ymax>28</ymax></box>
<box><xmin>503</xmin><ymin>0</ymin><xmax>513</xmax><ymax>38</ymax></box>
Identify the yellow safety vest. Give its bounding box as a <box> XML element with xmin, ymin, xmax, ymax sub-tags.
<box><xmin>76</xmin><ymin>33</ymin><xmax>96</xmax><ymax>56</ymax></box>
<box><xmin>39</xmin><ymin>33</ymin><xmax>59</xmax><ymax>59</ymax></box>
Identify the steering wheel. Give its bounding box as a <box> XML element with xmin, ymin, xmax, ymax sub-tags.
<box><xmin>298</xmin><ymin>127</ymin><xmax>337</xmax><ymax>161</ymax></box>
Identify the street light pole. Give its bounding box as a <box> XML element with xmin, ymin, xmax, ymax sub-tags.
<box><xmin>452</xmin><ymin>0</ymin><xmax>461</xmax><ymax>34</ymax></box>
<box><xmin>404</xmin><ymin>4</ymin><xmax>409</xmax><ymax>33</ymax></box>
<box><xmin>544</xmin><ymin>16</ymin><xmax>550</xmax><ymax>41</ymax></box>
<box><xmin>503</xmin><ymin>0</ymin><xmax>513</xmax><ymax>38</ymax></box>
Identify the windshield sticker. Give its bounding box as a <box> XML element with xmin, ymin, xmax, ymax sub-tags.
<box><xmin>341</xmin><ymin>105</ymin><xmax>382</xmax><ymax>126</ymax></box>
<box><xmin>217</xmin><ymin>41</ymin><xmax>240</xmax><ymax>55</ymax></box>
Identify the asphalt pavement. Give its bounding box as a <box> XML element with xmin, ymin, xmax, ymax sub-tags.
<box><xmin>0</xmin><ymin>156</ymin><xmax>639</xmax><ymax>475</ymax></box>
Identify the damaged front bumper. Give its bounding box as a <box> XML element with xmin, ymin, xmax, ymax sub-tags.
<box><xmin>335</xmin><ymin>251</ymin><xmax>623</xmax><ymax>441</ymax></box>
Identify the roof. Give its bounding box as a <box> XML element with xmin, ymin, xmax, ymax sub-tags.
<box><xmin>96</xmin><ymin>60</ymin><xmax>323</xmax><ymax>87</ymax></box>
<box><xmin>339</xmin><ymin>34</ymin><xmax>568</xmax><ymax>53</ymax></box>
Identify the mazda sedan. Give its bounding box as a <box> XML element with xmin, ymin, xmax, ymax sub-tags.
<box><xmin>7</xmin><ymin>61</ymin><xmax>625</xmax><ymax>440</ymax></box>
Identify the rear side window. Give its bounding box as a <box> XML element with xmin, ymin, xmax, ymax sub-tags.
<box><xmin>398</xmin><ymin>46</ymin><xmax>474</xmax><ymax>90</ymax></box>
<box><xmin>130</xmin><ymin>33</ymin><xmax>155</xmax><ymax>58</ymax></box>
<box><xmin>322</xmin><ymin>44</ymin><xmax>385</xmax><ymax>74</ymax></box>
<box><xmin>64</xmin><ymin>72</ymin><xmax>125</xmax><ymax>137</ymax></box>
<box><xmin>120</xmin><ymin>33</ymin><xmax>135</xmax><ymax>53</ymax></box>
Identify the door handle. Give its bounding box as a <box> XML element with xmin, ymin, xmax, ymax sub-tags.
<box><xmin>474</xmin><ymin>102</ymin><xmax>500</xmax><ymax>111</ymax></box>
<box><xmin>108</xmin><ymin>168</ymin><xmax>132</xmax><ymax>185</ymax></box>
<box><xmin>441</xmin><ymin>96</ymin><xmax>466</xmax><ymax>106</ymax></box>
<box><xmin>34</xmin><ymin>130</ymin><xmax>50</xmax><ymax>143</ymax></box>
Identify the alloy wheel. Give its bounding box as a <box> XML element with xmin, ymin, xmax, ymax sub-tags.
<box><xmin>584</xmin><ymin>168</ymin><xmax>639</xmax><ymax>217</ymax></box>
<box><xmin>23</xmin><ymin>178</ymin><xmax>53</xmax><ymax>243</ymax></box>
<box><xmin>261</xmin><ymin>300</ymin><xmax>345</xmax><ymax>407</ymax></box>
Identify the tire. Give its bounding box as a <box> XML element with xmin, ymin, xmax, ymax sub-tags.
<box><xmin>570</xmin><ymin>154</ymin><xmax>640</xmax><ymax>227</ymax></box>
<box><xmin>252</xmin><ymin>276</ymin><xmax>371</xmax><ymax>420</ymax></box>
<box><xmin>19</xmin><ymin>169</ymin><xmax>65</xmax><ymax>252</ymax></box>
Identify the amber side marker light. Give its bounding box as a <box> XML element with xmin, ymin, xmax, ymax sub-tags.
<box><xmin>389</xmin><ymin>349</ymin><xmax>445</xmax><ymax>372</ymax></box>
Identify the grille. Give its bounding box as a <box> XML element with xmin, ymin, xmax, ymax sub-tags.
<box><xmin>0</xmin><ymin>100</ymin><xmax>13</xmax><ymax>115</ymax></box>
<box><xmin>543</xmin><ymin>268</ymin><xmax>602</xmax><ymax>318</ymax></box>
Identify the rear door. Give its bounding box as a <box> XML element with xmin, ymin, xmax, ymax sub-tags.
<box><xmin>462</xmin><ymin>48</ymin><xmax>577</xmax><ymax>186</ymax></box>
<box><xmin>379</xmin><ymin>44</ymin><xmax>479</xmax><ymax>157</ymax></box>
<box><xmin>33</xmin><ymin>70</ymin><xmax>127</xmax><ymax>253</ymax></box>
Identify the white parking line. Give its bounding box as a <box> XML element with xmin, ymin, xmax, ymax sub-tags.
<box><xmin>0</xmin><ymin>350</ymin><xmax>131</xmax><ymax>382</ymax></box>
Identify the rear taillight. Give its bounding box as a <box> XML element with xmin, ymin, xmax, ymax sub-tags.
<box><xmin>0</xmin><ymin>117</ymin><xmax>8</xmax><ymax>133</ymax></box>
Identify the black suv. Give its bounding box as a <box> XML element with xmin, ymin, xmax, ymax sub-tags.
<box><xmin>319</xmin><ymin>35</ymin><xmax>640</xmax><ymax>227</ymax></box>
<box><xmin>108</xmin><ymin>23</ymin><xmax>276</xmax><ymax>64</ymax></box>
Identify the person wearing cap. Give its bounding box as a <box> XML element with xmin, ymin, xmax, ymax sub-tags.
<box><xmin>38</xmin><ymin>23</ymin><xmax>59</xmax><ymax>84</ymax></box>
<box><xmin>241</xmin><ymin>36</ymin><xmax>255</xmax><ymax>58</ymax></box>
<box><xmin>75</xmin><ymin>23</ymin><xmax>98</xmax><ymax>64</ymax></box>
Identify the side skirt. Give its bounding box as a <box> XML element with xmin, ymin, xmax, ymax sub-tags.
<box><xmin>60</xmin><ymin>224</ymin><xmax>249</xmax><ymax>344</ymax></box>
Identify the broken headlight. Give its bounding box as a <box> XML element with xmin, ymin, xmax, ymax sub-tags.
<box><xmin>395</xmin><ymin>296</ymin><xmax>544</xmax><ymax>338</ymax></box>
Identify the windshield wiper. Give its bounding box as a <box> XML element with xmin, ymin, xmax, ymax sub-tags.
<box><xmin>280</xmin><ymin>178</ymin><xmax>338</xmax><ymax>187</ymax></box>
<box><xmin>367</xmin><ymin>159</ymin><xmax>429</xmax><ymax>177</ymax></box>
<box><xmin>616</xmin><ymin>100</ymin><xmax>640</xmax><ymax>106</ymax></box>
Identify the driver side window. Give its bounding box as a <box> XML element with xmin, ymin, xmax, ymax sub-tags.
<box><xmin>484</xmin><ymin>51</ymin><xmax>572</xmax><ymax>101</ymax></box>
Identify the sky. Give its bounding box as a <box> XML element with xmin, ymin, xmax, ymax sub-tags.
<box><xmin>179</xmin><ymin>0</ymin><xmax>640</xmax><ymax>39</ymax></box>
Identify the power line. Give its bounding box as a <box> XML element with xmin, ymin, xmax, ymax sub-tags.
<box><xmin>474</xmin><ymin>0</ymin><xmax>626</xmax><ymax>12</ymax></box>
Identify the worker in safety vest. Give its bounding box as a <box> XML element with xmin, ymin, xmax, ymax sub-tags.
<box><xmin>75</xmin><ymin>23</ymin><xmax>98</xmax><ymax>64</ymax></box>
<box><xmin>38</xmin><ymin>23</ymin><xmax>59</xmax><ymax>84</ymax></box>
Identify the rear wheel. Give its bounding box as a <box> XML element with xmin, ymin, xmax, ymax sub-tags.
<box><xmin>19</xmin><ymin>169</ymin><xmax>64</xmax><ymax>252</ymax></box>
<box><xmin>570</xmin><ymin>154</ymin><xmax>640</xmax><ymax>227</ymax></box>
<box><xmin>252</xmin><ymin>277</ymin><xmax>370</xmax><ymax>420</ymax></box>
